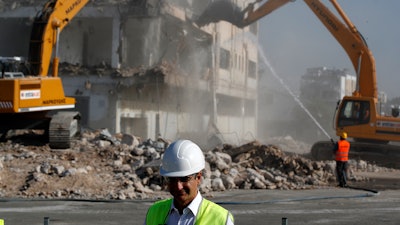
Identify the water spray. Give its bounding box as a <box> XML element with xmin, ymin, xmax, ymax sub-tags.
<box><xmin>222</xmin><ymin>32</ymin><xmax>334</xmax><ymax>141</ymax></box>
<box><xmin>256</xmin><ymin>39</ymin><xmax>333</xmax><ymax>140</ymax></box>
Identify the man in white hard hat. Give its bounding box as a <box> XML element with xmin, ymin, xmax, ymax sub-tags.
<box><xmin>144</xmin><ymin>139</ymin><xmax>234</xmax><ymax>225</ymax></box>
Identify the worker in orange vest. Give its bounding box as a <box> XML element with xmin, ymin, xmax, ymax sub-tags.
<box><xmin>334</xmin><ymin>132</ymin><xmax>350</xmax><ymax>187</ymax></box>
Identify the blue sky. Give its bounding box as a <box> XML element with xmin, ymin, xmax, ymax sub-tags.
<box><xmin>258</xmin><ymin>0</ymin><xmax>400</xmax><ymax>99</ymax></box>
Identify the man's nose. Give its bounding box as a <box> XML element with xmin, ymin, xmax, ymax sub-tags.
<box><xmin>176</xmin><ymin>180</ymin><xmax>185</xmax><ymax>189</ymax></box>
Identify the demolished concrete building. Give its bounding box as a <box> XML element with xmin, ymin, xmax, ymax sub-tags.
<box><xmin>0</xmin><ymin>0</ymin><xmax>259</xmax><ymax>148</ymax></box>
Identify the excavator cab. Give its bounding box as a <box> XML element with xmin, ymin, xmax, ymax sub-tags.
<box><xmin>334</xmin><ymin>95</ymin><xmax>400</xmax><ymax>145</ymax></box>
<box><xmin>334</xmin><ymin>96</ymin><xmax>378</xmax><ymax>143</ymax></box>
<box><xmin>336</xmin><ymin>98</ymin><xmax>371</xmax><ymax>127</ymax></box>
<box><xmin>0</xmin><ymin>56</ymin><xmax>29</xmax><ymax>79</ymax></box>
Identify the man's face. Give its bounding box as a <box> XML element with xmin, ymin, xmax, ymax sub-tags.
<box><xmin>166</xmin><ymin>172</ymin><xmax>201</xmax><ymax>209</ymax></box>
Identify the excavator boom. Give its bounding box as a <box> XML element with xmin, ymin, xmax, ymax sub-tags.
<box><xmin>303</xmin><ymin>0</ymin><xmax>376</xmax><ymax>99</ymax></box>
<box><xmin>29</xmin><ymin>0</ymin><xmax>89</xmax><ymax>76</ymax></box>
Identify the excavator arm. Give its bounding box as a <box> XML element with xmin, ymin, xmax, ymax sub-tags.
<box><xmin>29</xmin><ymin>0</ymin><xmax>89</xmax><ymax>77</ymax></box>
<box><xmin>304</xmin><ymin>0</ymin><xmax>376</xmax><ymax>99</ymax></box>
<box><xmin>240</xmin><ymin>0</ymin><xmax>293</xmax><ymax>27</ymax></box>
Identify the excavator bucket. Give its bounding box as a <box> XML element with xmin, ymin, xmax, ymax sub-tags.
<box><xmin>194</xmin><ymin>0</ymin><xmax>245</xmax><ymax>27</ymax></box>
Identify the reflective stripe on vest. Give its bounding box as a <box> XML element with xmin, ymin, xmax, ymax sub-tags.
<box><xmin>145</xmin><ymin>198</ymin><xmax>233</xmax><ymax>225</ymax></box>
<box><xmin>336</xmin><ymin>140</ymin><xmax>350</xmax><ymax>161</ymax></box>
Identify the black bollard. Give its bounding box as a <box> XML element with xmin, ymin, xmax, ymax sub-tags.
<box><xmin>44</xmin><ymin>217</ymin><xmax>50</xmax><ymax>225</ymax></box>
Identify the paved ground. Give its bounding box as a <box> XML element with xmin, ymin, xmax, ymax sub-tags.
<box><xmin>1</xmin><ymin>187</ymin><xmax>399</xmax><ymax>225</ymax></box>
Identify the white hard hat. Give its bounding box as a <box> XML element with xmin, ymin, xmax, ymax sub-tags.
<box><xmin>160</xmin><ymin>139</ymin><xmax>205</xmax><ymax>177</ymax></box>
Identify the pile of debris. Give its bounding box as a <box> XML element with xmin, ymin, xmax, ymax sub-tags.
<box><xmin>204</xmin><ymin>142</ymin><xmax>334</xmax><ymax>191</ymax></box>
<box><xmin>0</xmin><ymin>129</ymin><xmax>391</xmax><ymax>200</ymax></box>
<box><xmin>59</xmin><ymin>60</ymin><xmax>174</xmax><ymax>79</ymax></box>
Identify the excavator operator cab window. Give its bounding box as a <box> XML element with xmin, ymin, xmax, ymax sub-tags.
<box><xmin>0</xmin><ymin>57</ymin><xmax>28</xmax><ymax>78</ymax></box>
<box><xmin>338</xmin><ymin>100</ymin><xmax>370</xmax><ymax>126</ymax></box>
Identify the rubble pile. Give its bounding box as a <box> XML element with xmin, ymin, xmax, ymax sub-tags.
<box><xmin>59</xmin><ymin>60</ymin><xmax>174</xmax><ymax>79</ymax></box>
<box><xmin>202</xmin><ymin>142</ymin><xmax>335</xmax><ymax>191</ymax></box>
<box><xmin>0</xmin><ymin>129</ymin><xmax>393</xmax><ymax>200</ymax></box>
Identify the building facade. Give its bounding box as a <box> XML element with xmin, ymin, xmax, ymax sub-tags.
<box><xmin>0</xmin><ymin>0</ymin><xmax>259</xmax><ymax>148</ymax></box>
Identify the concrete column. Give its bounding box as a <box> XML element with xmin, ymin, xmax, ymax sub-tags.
<box><xmin>111</xmin><ymin>17</ymin><xmax>121</xmax><ymax>68</ymax></box>
<box><xmin>212</xmin><ymin>26</ymin><xmax>220</xmax><ymax>125</ymax></box>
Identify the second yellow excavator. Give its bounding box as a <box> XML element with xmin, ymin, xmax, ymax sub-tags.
<box><xmin>195</xmin><ymin>0</ymin><xmax>400</xmax><ymax>168</ymax></box>
<box><xmin>0</xmin><ymin>0</ymin><xmax>89</xmax><ymax>148</ymax></box>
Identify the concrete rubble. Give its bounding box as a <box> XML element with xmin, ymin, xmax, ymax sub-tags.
<box><xmin>59</xmin><ymin>60</ymin><xmax>173</xmax><ymax>79</ymax></box>
<box><xmin>0</xmin><ymin>129</ymin><xmax>395</xmax><ymax>200</ymax></box>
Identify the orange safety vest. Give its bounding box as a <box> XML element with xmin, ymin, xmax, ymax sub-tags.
<box><xmin>336</xmin><ymin>140</ymin><xmax>350</xmax><ymax>161</ymax></box>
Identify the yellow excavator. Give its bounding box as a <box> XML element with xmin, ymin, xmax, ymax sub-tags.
<box><xmin>0</xmin><ymin>0</ymin><xmax>89</xmax><ymax>148</ymax></box>
<box><xmin>195</xmin><ymin>0</ymin><xmax>400</xmax><ymax>167</ymax></box>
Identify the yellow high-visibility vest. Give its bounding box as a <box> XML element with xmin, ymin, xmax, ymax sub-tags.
<box><xmin>145</xmin><ymin>198</ymin><xmax>234</xmax><ymax>225</ymax></box>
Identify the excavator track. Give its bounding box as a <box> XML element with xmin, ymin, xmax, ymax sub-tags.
<box><xmin>311</xmin><ymin>141</ymin><xmax>400</xmax><ymax>169</ymax></box>
<box><xmin>49</xmin><ymin>111</ymin><xmax>81</xmax><ymax>149</ymax></box>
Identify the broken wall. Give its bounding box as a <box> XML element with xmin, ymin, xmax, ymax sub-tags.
<box><xmin>0</xmin><ymin>18</ymin><xmax>31</xmax><ymax>56</ymax></box>
<box><xmin>123</xmin><ymin>18</ymin><xmax>162</xmax><ymax>67</ymax></box>
<box><xmin>60</xmin><ymin>18</ymin><xmax>113</xmax><ymax>66</ymax></box>
<box><xmin>115</xmin><ymin>79</ymin><xmax>214</xmax><ymax>144</ymax></box>
<box><xmin>62</xmin><ymin>75</ymin><xmax>118</xmax><ymax>131</ymax></box>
